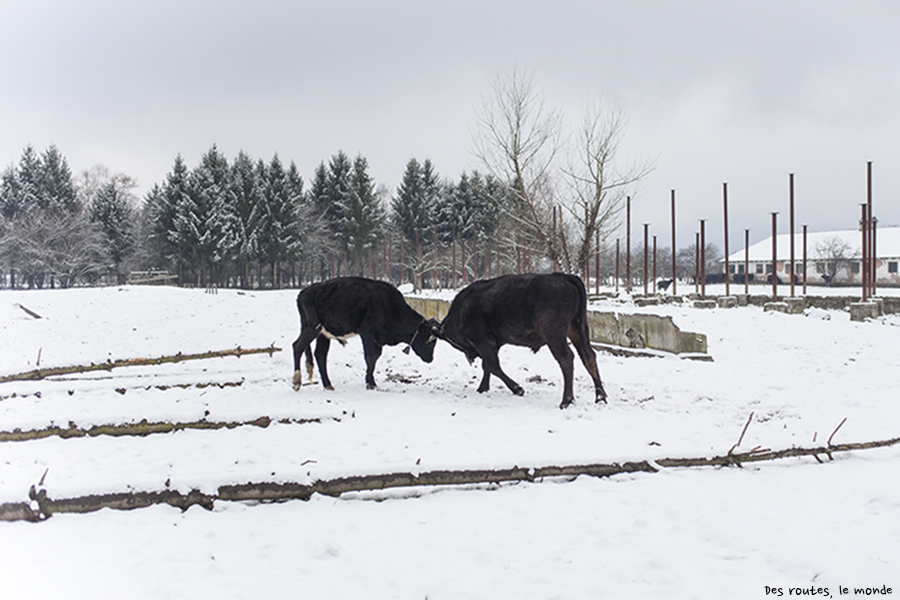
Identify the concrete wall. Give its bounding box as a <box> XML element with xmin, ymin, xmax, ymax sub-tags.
<box><xmin>405</xmin><ymin>296</ymin><xmax>707</xmax><ymax>355</ymax></box>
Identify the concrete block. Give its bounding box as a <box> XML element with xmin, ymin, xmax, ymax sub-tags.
<box><xmin>585</xmin><ymin>311</ymin><xmax>707</xmax><ymax>354</ymax></box>
<box><xmin>634</xmin><ymin>296</ymin><xmax>661</xmax><ymax>307</ymax></box>
<box><xmin>407</xmin><ymin>294</ymin><xmax>709</xmax><ymax>356</ymax></box>
<box><xmin>693</xmin><ymin>300</ymin><xmax>717</xmax><ymax>309</ymax></box>
<box><xmin>850</xmin><ymin>302</ymin><xmax>880</xmax><ymax>322</ymax></box>
<box><xmin>784</xmin><ymin>297</ymin><xmax>806</xmax><ymax>314</ymax></box>
<box><xmin>734</xmin><ymin>294</ymin><xmax>750</xmax><ymax>307</ymax></box>
<box><xmin>716</xmin><ymin>296</ymin><xmax>738</xmax><ymax>309</ymax></box>
<box><xmin>764</xmin><ymin>302</ymin><xmax>790</xmax><ymax>314</ymax></box>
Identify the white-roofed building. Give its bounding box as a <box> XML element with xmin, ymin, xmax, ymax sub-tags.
<box><xmin>723</xmin><ymin>227</ymin><xmax>900</xmax><ymax>287</ymax></box>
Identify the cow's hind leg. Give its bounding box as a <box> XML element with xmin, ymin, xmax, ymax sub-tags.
<box><xmin>569</xmin><ymin>324</ymin><xmax>607</xmax><ymax>404</ymax></box>
<box><xmin>314</xmin><ymin>336</ymin><xmax>334</xmax><ymax>390</ymax></box>
<box><xmin>547</xmin><ymin>338</ymin><xmax>576</xmax><ymax>409</ymax></box>
<box><xmin>292</xmin><ymin>326</ymin><xmax>320</xmax><ymax>390</ymax></box>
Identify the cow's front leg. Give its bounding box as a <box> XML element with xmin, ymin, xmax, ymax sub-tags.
<box><xmin>361</xmin><ymin>337</ymin><xmax>382</xmax><ymax>390</ymax></box>
<box><xmin>478</xmin><ymin>348</ymin><xmax>524</xmax><ymax>396</ymax></box>
<box><xmin>477</xmin><ymin>367</ymin><xmax>491</xmax><ymax>393</ymax></box>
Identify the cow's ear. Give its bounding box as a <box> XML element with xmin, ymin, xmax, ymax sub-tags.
<box><xmin>402</xmin><ymin>345</ymin><xmax>411</xmax><ymax>355</ymax></box>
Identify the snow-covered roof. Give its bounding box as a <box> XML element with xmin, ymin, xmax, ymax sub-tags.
<box><xmin>725</xmin><ymin>227</ymin><xmax>900</xmax><ymax>262</ymax></box>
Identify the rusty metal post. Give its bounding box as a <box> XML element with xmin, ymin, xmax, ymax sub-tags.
<box><xmin>744</xmin><ymin>229</ymin><xmax>750</xmax><ymax>295</ymax></box>
<box><xmin>700</xmin><ymin>219</ymin><xmax>706</xmax><ymax>299</ymax></box>
<box><xmin>670</xmin><ymin>190</ymin><xmax>676</xmax><ymax>295</ymax></box>
<box><xmin>643</xmin><ymin>223</ymin><xmax>649</xmax><ymax>295</ymax></box>
<box><xmin>615</xmin><ymin>238</ymin><xmax>620</xmax><ymax>293</ymax></box>
<box><xmin>872</xmin><ymin>216</ymin><xmax>878</xmax><ymax>296</ymax></box>
<box><xmin>861</xmin><ymin>203</ymin><xmax>868</xmax><ymax>301</ymax></box>
<box><xmin>723</xmin><ymin>183</ymin><xmax>730</xmax><ymax>297</ymax></box>
<box><xmin>626</xmin><ymin>196</ymin><xmax>631</xmax><ymax>294</ymax></box>
<box><xmin>801</xmin><ymin>224</ymin><xmax>807</xmax><ymax>295</ymax></box>
<box><xmin>694</xmin><ymin>232</ymin><xmax>699</xmax><ymax>294</ymax></box>
<box><xmin>770</xmin><ymin>214</ymin><xmax>777</xmax><ymax>299</ymax></box>
<box><xmin>868</xmin><ymin>161</ymin><xmax>876</xmax><ymax>297</ymax></box>
<box><xmin>653</xmin><ymin>234</ymin><xmax>658</xmax><ymax>294</ymax></box>
<box><xmin>789</xmin><ymin>173</ymin><xmax>795</xmax><ymax>298</ymax></box>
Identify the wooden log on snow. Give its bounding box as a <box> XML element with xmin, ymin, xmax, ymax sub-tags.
<box><xmin>0</xmin><ymin>345</ymin><xmax>281</xmax><ymax>384</ymax></box>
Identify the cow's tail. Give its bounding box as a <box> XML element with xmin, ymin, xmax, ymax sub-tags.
<box><xmin>305</xmin><ymin>346</ymin><xmax>314</xmax><ymax>382</ymax></box>
<box><xmin>565</xmin><ymin>274</ymin><xmax>590</xmax><ymax>335</ymax></box>
<box><xmin>565</xmin><ymin>274</ymin><xmax>606</xmax><ymax>403</ymax></box>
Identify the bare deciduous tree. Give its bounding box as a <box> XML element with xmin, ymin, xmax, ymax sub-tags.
<box><xmin>564</xmin><ymin>101</ymin><xmax>655</xmax><ymax>273</ymax></box>
<box><xmin>472</xmin><ymin>68</ymin><xmax>653</xmax><ymax>275</ymax></box>
<box><xmin>814</xmin><ymin>236</ymin><xmax>858</xmax><ymax>286</ymax></box>
<box><xmin>472</xmin><ymin>68</ymin><xmax>563</xmax><ymax>269</ymax></box>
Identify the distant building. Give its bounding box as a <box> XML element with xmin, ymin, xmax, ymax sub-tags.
<box><xmin>723</xmin><ymin>227</ymin><xmax>900</xmax><ymax>286</ymax></box>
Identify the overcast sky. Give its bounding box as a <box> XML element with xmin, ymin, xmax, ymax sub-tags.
<box><xmin>3</xmin><ymin>0</ymin><xmax>899</xmax><ymax>251</ymax></box>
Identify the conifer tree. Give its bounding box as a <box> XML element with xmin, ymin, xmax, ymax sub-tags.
<box><xmin>172</xmin><ymin>146</ymin><xmax>236</xmax><ymax>285</ymax></box>
<box><xmin>230</xmin><ymin>150</ymin><xmax>264</xmax><ymax>286</ymax></box>
<box><xmin>90</xmin><ymin>180</ymin><xmax>134</xmax><ymax>283</ymax></box>
<box><xmin>39</xmin><ymin>145</ymin><xmax>77</xmax><ymax>212</ymax></box>
<box><xmin>335</xmin><ymin>154</ymin><xmax>385</xmax><ymax>270</ymax></box>
<box><xmin>258</xmin><ymin>153</ymin><xmax>302</xmax><ymax>288</ymax></box>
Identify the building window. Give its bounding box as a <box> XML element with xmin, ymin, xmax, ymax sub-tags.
<box><xmin>889</xmin><ymin>262</ymin><xmax>898</xmax><ymax>274</ymax></box>
<box><xmin>766</xmin><ymin>264</ymin><xmax>773</xmax><ymax>274</ymax></box>
<box><xmin>756</xmin><ymin>264</ymin><xmax>764</xmax><ymax>274</ymax></box>
<box><xmin>738</xmin><ymin>264</ymin><xmax>745</xmax><ymax>274</ymax></box>
<box><xmin>850</xmin><ymin>262</ymin><xmax>860</xmax><ymax>274</ymax></box>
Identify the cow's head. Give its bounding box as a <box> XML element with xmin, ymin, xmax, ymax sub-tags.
<box><xmin>408</xmin><ymin>318</ymin><xmax>441</xmax><ymax>363</ymax></box>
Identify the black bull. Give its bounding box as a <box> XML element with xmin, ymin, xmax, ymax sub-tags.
<box><xmin>437</xmin><ymin>273</ymin><xmax>607</xmax><ymax>409</ymax></box>
<box><xmin>291</xmin><ymin>277</ymin><xmax>440</xmax><ymax>391</ymax></box>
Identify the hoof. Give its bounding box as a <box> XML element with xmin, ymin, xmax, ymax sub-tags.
<box><xmin>292</xmin><ymin>371</ymin><xmax>303</xmax><ymax>391</ymax></box>
<box><xmin>324</xmin><ymin>384</ymin><xmax>335</xmax><ymax>391</ymax></box>
<box><xmin>477</xmin><ymin>384</ymin><xmax>489</xmax><ymax>393</ymax></box>
<box><xmin>595</xmin><ymin>389</ymin><xmax>608</xmax><ymax>404</ymax></box>
<box><xmin>559</xmin><ymin>398</ymin><xmax>574</xmax><ymax>409</ymax></box>
<box><xmin>366</xmin><ymin>383</ymin><xmax>376</xmax><ymax>390</ymax></box>
<box><xmin>512</xmin><ymin>385</ymin><xmax>525</xmax><ymax>396</ymax></box>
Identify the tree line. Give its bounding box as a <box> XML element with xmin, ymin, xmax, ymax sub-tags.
<box><xmin>4</xmin><ymin>71</ymin><xmax>737</xmax><ymax>291</ymax></box>
<box><xmin>0</xmin><ymin>145</ymin><xmax>518</xmax><ymax>289</ymax></box>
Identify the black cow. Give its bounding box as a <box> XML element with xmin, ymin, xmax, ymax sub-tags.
<box><xmin>437</xmin><ymin>273</ymin><xmax>607</xmax><ymax>409</ymax></box>
<box><xmin>291</xmin><ymin>277</ymin><xmax>440</xmax><ymax>391</ymax></box>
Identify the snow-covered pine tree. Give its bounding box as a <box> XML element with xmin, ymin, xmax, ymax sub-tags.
<box><xmin>174</xmin><ymin>146</ymin><xmax>236</xmax><ymax>286</ymax></box>
<box><xmin>391</xmin><ymin>158</ymin><xmax>425</xmax><ymax>246</ymax></box>
<box><xmin>258</xmin><ymin>154</ymin><xmax>302</xmax><ymax>288</ymax></box>
<box><xmin>89</xmin><ymin>180</ymin><xmax>134</xmax><ymax>283</ymax></box>
<box><xmin>230</xmin><ymin>150</ymin><xmax>265</xmax><ymax>287</ymax></box>
<box><xmin>336</xmin><ymin>154</ymin><xmax>385</xmax><ymax>275</ymax></box>
<box><xmin>39</xmin><ymin>145</ymin><xmax>78</xmax><ymax>213</ymax></box>
<box><xmin>152</xmin><ymin>155</ymin><xmax>192</xmax><ymax>279</ymax></box>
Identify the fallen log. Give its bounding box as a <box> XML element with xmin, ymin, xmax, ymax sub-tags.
<box><xmin>0</xmin><ymin>345</ymin><xmax>281</xmax><ymax>384</ymax></box>
<box><xmin>0</xmin><ymin>415</ymin><xmax>334</xmax><ymax>443</ymax></box>
<box><xmin>3</xmin><ymin>435</ymin><xmax>897</xmax><ymax>522</ymax></box>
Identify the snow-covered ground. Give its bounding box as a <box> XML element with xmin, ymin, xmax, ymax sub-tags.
<box><xmin>1</xmin><ymin>284</ymin><xmax>898</xmax><ymax>599</ymax></box>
